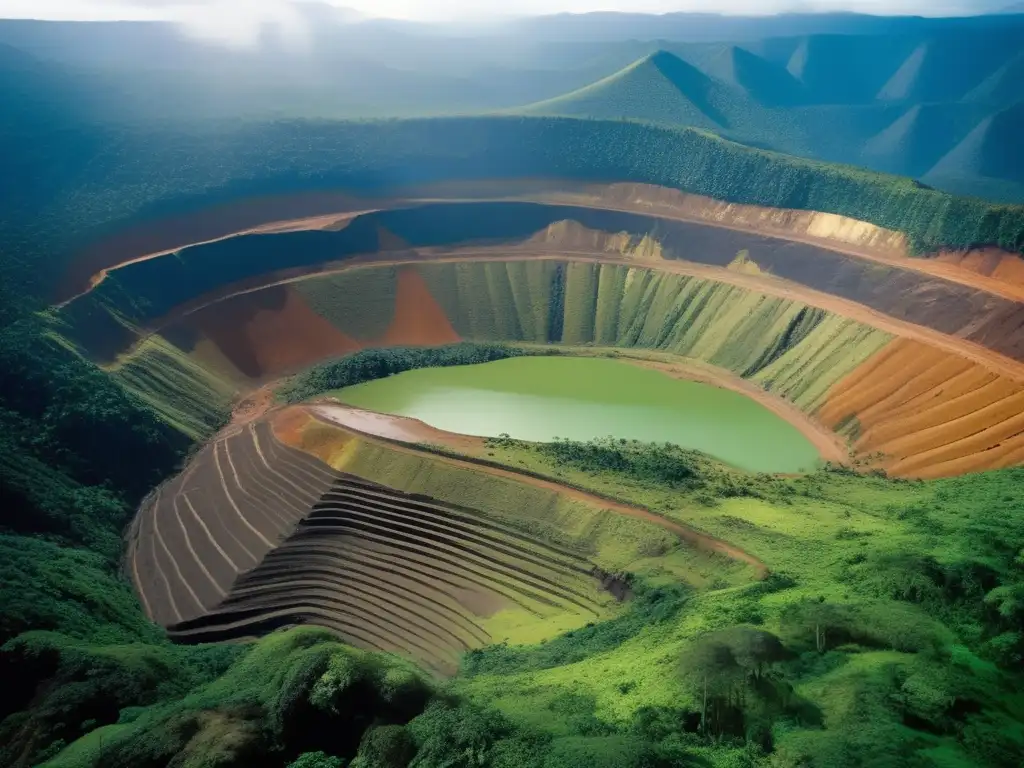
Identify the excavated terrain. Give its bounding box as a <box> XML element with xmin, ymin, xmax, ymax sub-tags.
<box><xmin>85</xmin><ymin>180</ymin><xmax>1023</xmax><ymax>666</ymax></box>
<box><xmin>129</xmin><ymin>419</ymin><xmax>617</xmax><ymax>674</ymax></box>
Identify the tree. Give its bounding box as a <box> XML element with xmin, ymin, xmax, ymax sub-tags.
<box><xmin>288</xmin><ymin>752</ymin><xmax>345</xmax><ymax>768</ymax></box>
<box><xmin>351</xmin><ymin>725</ymin><xmax>415</xmax><ymax>768</ymax></box>
<box><xmin>718</xmin><ymin>626</ymin><xmax>791</xmax><ymax>682</ymax></box>
<box><xmin>779</xmin><ymin>600</ymin><xmax>853</xmax><ymax>654</ymax></box>
<box><xmin>678</xmin><ymin>637</ymin><xmax>743</xmax><ymax>737</ymax></box>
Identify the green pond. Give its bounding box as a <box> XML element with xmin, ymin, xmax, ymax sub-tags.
<box><xmin>334</xmin><ymin>356</ymin><xmax>821</xmax><ymax>473</ymax></box>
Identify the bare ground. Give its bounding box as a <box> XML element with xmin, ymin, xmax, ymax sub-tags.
<box><xmin>306</xmin><ymin>403</ymin><xmax>769</xmax><ymax>578</ymax></box>
<box><xmin>159</xmin><ymin>248</ymin><xmax>1024</xmax><ymax>385</ymax></box>
<box><xmin>65</xmin><ymin>180</ymin><xmax>1024</xmax><ymax>305</ymax></box>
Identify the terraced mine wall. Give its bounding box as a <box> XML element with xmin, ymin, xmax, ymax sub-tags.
<box><xmin>129</xmin><ymin>417</ymin><xmax>625</xmax><ymax>675</ymax></box>
<box><xmin>61</xmin><ymin>202</ymin><xmax>1024</xmax><ymax>366</ymax></box>
<box><xmin>95</xmin><ymin>253</ymin><xmax>1023</xmax><ymax>478</ymax></box>
<box><xmin>55</xmin><ymin>195</ymin><xmax>1024</xmax><ymax>478</ymax></box>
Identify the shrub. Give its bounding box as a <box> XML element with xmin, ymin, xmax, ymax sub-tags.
<box><xmin>288</xmin><ymin>751</ymin><xmax>345</xmax><ymax>768</ymax></box>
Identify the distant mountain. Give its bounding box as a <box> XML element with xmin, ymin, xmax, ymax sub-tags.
<box><xmin>860</xmin><ymin>104</ymin><xmax>988</xmax><ymax>178</ymax></box>
<box><xmin>0</xmin><ymin>42</ymin><xmax>96</xmax><ymax>129</ymax></box>
<box><xmin>697</xmin><ymin>45</ymin><xmax>805</xmax><ymax>106</ymax></box>
<box><xmin>513</xmin><ymin>27</ymin><xmax>1024</xmax><ymax>203</ymax></box>
<box><xmin>874</xmin><ymin>34</ymin><xmax>1019</xmax><ymax>102</ymax></box>
<box><xmin>506</xmin><ymin>11</ymin><xmax>1024</xmax><ymax>43</ymax></box>
<box><xmin>965</xmin><ymin>51</ymin><xmax>1024</xmax><ymax>104</ymax></box>
<box><xmin>925</xmin><ymin>103</ymin><xmax>1024</xmax><ymax>193</ymax></box>
<box><xmin>521</xmin><ymin>51</ymin><xmax>729</xmax><ymax>128</ymax></box>
<box><xmin>0</xmin><ymin>13</ymin><xmax>1021</xmax><ymax>201</ymax></box>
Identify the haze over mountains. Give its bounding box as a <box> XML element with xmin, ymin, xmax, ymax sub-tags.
<box><xmin>0</xmin><ymin>7</ymin><xmax>1022</xmax><ymax>202</ymax></box>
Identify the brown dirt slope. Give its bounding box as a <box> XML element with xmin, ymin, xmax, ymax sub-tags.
<box><xmin>819</xmin><ymin>337</ymin><xmax>1024</xmax><ymax>479</ymax></box>
<box><xmin>935</xmin><ymin>248</ymin><xmax>1024</xmax><ymax>299</ymax></box>
<box><xmin>378</xmin><ymin>267</ymin><xmax>460</xmax><ymax>346</ymax></box>
<box><xmin>128</xmin><ymin>412</ymin><xmax>610</xmax><ymax>674</ymax></box>
<box><xmin>305</xmin><ymin>404</ymin><xmax>768</xmax><ymax>578</ymax></box>
<box><xmin>170</xmin><ymin>266</ymin><xmax>459</xmax><ymax>382</ymax></box>
<box><xmin>127</xmin><ymin>420</ymin><xmax>338</xmax><ymax>627</ymax></box>
<box><xmin>168</xmin><ymin>470</ymin><xmax>605</xmax><ymax>676</ymax></box>
<box><xmin>65</xmin><ymin>180</ymin><xmax>1024</xmax><ymax>308</ymax></box>
<box><xmin>177</xmin><ymin>284</ymin><xmax>361</xmax><ymax>381</ymax></box>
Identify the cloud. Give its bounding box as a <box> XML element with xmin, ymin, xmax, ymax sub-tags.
<box><xmin>0</xmin><ymin>0</ymin><xmax>1001</xmax><ymax>48</ymax></box>
<box><xmin>0</xmin><ymin>1</ymin><xmax>315</xmax><ymax>47</ymax></box>
<box><xmin>172</xmin><ymin>1</ymin><xmax>310</xmax><ymax>49</ymax></box>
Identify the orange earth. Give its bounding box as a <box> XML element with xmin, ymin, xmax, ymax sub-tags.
<box><xmin>182</xmin><ymin>285</ymin><xmax>362</xmax><ymax>380</ymax></box>
<box><xmin>820</xmin><ymin>338</ymin><xmax>1024</xmax><ymax>478</ymax></box>
<box><xmin>377</xmin><ymin>267</ymin><xmax>461</xmax><ymax>347</ymax></box>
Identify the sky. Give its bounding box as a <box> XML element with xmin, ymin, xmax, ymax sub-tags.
<box><xmin>0</xmin><ymin>0</ymin><xmax>1006</xmax><ymax>47</ymax></box>
<box><xmin>0</xmin><ymin>0</ymin><xmax>1005</xmax><ymax>23</ymax></box>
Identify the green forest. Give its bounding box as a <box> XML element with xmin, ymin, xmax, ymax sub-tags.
<box><xmin>279</xmin><ymin>343</ymin><xmax>528</xmax><ymax>403</ymax></box>
<box><xmin>3</xmin><ymin>423</ymin><xmax>1023</xmax><ymax>767</ymax></box>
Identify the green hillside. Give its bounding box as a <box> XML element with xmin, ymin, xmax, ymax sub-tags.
<box><xmin>923</xmin><ymin>104</ymin><xmax>1024</xmax><ymax>201</ymax></box>
<box><xmin>965</xmin><ymin>51</ymin><xmax>1024</xmax><ymax>104</ymax></box>
<box><xmin>523</xmin><ymin>51</ymin><xmax>729</xmax><ymax>128</ymax></box>
<box><xmin>860</xmin><ymin>104</ymin><xmax>989</xmax><ymax>178</ymax></box>
<box><xmin>516</xmin><ymin>29</ymin><xmax>1024</xmax><ymax>203</ymax></box>
<box><xmin>699</xmin><ymin>45</ymin><xmax>806</xmax><ymax>106</ymax></box>
<box><xmin>15</xmin><ymin>115</ymin><xmax>1022</xmax><ymax>308</ymax></box>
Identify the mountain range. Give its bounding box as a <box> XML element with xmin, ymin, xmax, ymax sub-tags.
<box><xmin>0</xmin><ymin>11</ymin><xmax>1021</xmax><ymax>201</ymax></box>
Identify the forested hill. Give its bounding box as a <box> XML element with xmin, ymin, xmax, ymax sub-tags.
<box><xmin>3</xmin><ymin>13</ymin><xmax>1022</xmax><ymax>201</ymax></box>
<box><xmin>5</xmin><ymin>116</ymin><xmax>1024</xmax><ymax>306</ymax></box>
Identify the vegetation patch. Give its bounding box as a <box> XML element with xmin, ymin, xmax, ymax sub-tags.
<box><xmin>278</xmin><ymin>342</ymin><xmax>530</xmax><ymax>403</ymax></box>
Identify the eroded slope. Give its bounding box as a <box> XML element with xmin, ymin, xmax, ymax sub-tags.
<box><xmin>129</xmin><ymin>409</ymin><xmax>723</xmax><ymax>673</ymax></box>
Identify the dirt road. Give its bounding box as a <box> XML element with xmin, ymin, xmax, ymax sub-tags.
<box><xmin>307</xmin><ymin>403</ymin><xmax>769</xmax><ymax>578</ymax></box>
<box><xmin>67</xmin><ymin>183</ymin><xmax>1024</xmax><ymax>305</ymax></box>
<box><xmin>144</xmin><ymin>246</ymin><xmax>1024</xmax><ymax>385</ymax></box>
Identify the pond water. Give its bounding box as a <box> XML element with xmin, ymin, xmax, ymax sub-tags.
<box><xmin>333</xmin><ymin>356</ymin><xmax>821</xmax><ymax>473</ymax></box>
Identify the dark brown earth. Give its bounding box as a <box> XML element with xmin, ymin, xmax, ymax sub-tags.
<box><xmin>175</xmin><ymin>284</ymin><xmax>362</xmax><ymax>381</ymax></box>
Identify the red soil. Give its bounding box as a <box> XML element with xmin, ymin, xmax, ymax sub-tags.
<box><xmin>184</xmin><ymin>285</ymin><xmax>361</xmax><ymax>381</ymax></box>
<box><xmin>174</xmin><ymin>265</ymin><xmax>458</xmax><ymax>383</ymax></box>
<box><xmin>933</xmin><ymin>248</ymin><xmax>1024</xmax><ymax>300</ymax></box>
<box><xmin>376</xmin><ymin>267</ymin><xmax>460</xmax><ymax>347</ymax></box>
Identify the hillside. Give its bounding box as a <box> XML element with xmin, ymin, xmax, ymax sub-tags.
<box><xmin>523</xmin><ymin>51</ymin><xmax>730</xmax><ymax>128</ymax></box>
<box><xmin>698</xmin><ymin>45</ymin><xmax>806</xmax><ymax>106</ymax></box>
<box><xmin>516</xmin><ymin>26</ymin><xmax>1024</xmax><ymax>202</ymax></box>
<box><xmin>1</xmin><ymin>15</ymin><xmax>1022</xmax><ymax>199</ymax></box>
<box><xmin>15</xmin><ymin>116</ymin><xmax>1023</xmax><ymax>306</ymax></box>
<box><xmin>859</xmin><ymin>104</ymin><xmax>988</xmax><ymax>178</ymax></box>
<box><xmin>924</xmin><ymin>103</ymin><xmax>1024</xmax><ymax>199</ymax></box>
